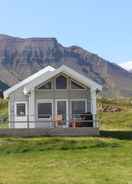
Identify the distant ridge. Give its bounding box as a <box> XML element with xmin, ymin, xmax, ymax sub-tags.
<box><xmin>0</xmin><ymin>34</ymin><xmax>132</xmax><ymax>97</ymax></box>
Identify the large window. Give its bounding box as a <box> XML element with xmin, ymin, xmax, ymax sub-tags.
<box><xmin>71</xmin><ymin>80</ymin><xmax>85</xmax><ymax>89</ymax></box>
<box><xmin>16</xmin><ymin>103</ymin><xmax>26</xmax><ymax>117</ymax></box>
<box><xmin>38</xmin><ymin>81</ymin><xmax>52</xmax><ymax>89</ymax></box>
<box><xmin>56</xmin><ymin>75</ymin><xmax>67</xmax><ymax>89</ymax></box>
<box><xmin>71</xmin><ymin>100</ymin><xmax>86</xmax><ymax>118</ymax></box>
<box><xmin>37</xmin><ymin>101</ymin><xmax>52</xmax><ymax>119</ymax></box>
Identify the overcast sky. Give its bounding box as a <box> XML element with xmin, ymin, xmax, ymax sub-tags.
<box><xmin>0</xmin><ymin>0</ymin><xmax>132</xmax><ymax>69</ymax></box>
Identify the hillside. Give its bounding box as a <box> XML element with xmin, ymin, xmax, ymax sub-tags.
<box><xmin>0</xmin><ymin>34</ymin><xmax>132</xmax><ymax>97</ymax></box>
<box><xmin>97</xmin><ymin>98</ymin><xmax>132</xmax><ymax>130</ymax></box>
<box><xmin>0</xmin><ymin>80</ymin><xmax>8</xmax><ymax>91</ymax></box>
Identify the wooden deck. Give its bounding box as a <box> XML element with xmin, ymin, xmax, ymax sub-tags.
<box><xmin>0</xmin><ymin>127</ymin><xmax>99</xmax><ymax>137</ymax></box>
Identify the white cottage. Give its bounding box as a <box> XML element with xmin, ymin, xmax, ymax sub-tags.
<box><xmin>4</xmin><ymin>65</ymin><xmax>102</xmax><ymax>133</ymax></box>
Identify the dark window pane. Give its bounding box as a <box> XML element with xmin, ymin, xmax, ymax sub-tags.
<box><xmin>56</xmin><ymin>75</ymin><xmax>67</xmax><ymax>89</ymax></box>
<box><xmin>71</xmin><ymin>80</ymin><xmax>84</xmax><ymax>89</ymax></box>
<box><xmin>16</xmin><ymin>103</ymin><xmax>26</xmax><ymax>116</ymax></box>
<box><xmin>38</xmin><ymin>103</ymin><xmax>52</xmax><ymax>119</ymax></box>
<box><xmin>38</xmin><ymin>81</ymin><xmax>51</xmax><ymax>89</ymax></box>
<box><xmin>71</xmin><ymin>101</ymin><xmax>85</xmax><ymax>117</ymax></box>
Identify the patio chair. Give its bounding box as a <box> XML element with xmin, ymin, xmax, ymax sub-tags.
<box><xmin>52</xmin><ymin>115</ymin><xmax>63</xmax><ymax>127</ymax></box>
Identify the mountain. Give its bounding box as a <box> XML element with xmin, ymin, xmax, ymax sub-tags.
<box><xmin>0</xmin><ymin>34</ymin><xmax>132</xmax><ymax>97</ymax></box>
<box><xmin>0</xmin><ymin>80</ymin><xmax>8</xmax><ymax>91</ymax></box>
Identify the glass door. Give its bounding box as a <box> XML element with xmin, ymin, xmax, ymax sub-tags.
<box><xmin>55</xmin><ymin>100</ymin><xmax>68</xmax><ymax>126</ymax></box>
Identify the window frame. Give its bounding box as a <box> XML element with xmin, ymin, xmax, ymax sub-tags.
<box><xmin>37</xmin><ymin>99</ymin><xmax>53</xmax><ymax>120</ymax></box>
<box><xmin>14</xmin><ymin>101</ymin><xmax>27</xmax><ymax>121</ymax></box>
<box><xmin>55</xmin><ymin>74</ymin><xmax>68</xmax><ymax>90</ymax></box>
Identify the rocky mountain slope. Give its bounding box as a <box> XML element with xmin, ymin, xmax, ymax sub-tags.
<box><xmin>0</xmin><ymin>80</ymin><xmax>8</xmax><ymax>92</ymax></box>
<box><xmin>0</xmin><ymin>34</ymin><xmax>132</xmax><ymax>97</ymax></box>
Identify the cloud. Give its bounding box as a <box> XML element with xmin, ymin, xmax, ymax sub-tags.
<box><xmin>119</xmin><ymin>61</ymin><xmax>132</xmax><ymax>71</ymax></box>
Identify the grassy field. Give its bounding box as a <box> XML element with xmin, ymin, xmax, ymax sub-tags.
<box><xmin>0</xmin><ymin>137</ymin><xmax>131</xmax><ymax>184</ymax></box>
<box><xmin>0</xmin><ymin>98</ymin><xmax>131</xmax><ymax>183</ymax></box>
<box><xmin>100</xmin><ymin>110</ymin><xmax>132</xmax><ymax>130</ymax></box>
<box><xmin>0</xmin><ymin>99</ymin><xmax>8</xmax><ymax>115</ymax></box>
<box><xmin>98</xmin><ymin>98</ymin><xmax>132</xmax><ymax>130</ymax></box>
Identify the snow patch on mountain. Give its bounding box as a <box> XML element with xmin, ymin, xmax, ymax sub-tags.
<box><xmin>119</xmin><ymin>61</ymin><xmax>132</xmax><ymax>71</ymax></box>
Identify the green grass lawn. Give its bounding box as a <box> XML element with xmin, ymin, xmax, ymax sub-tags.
<box><xmin>0</xmin><ymin>98</ymin><xmax>132</xmax><ymax>183</ymax></box>
<box><xmin>0</xmin><ymin>137</ymin><xmax>131</xmax><ymax>184</ymax></box>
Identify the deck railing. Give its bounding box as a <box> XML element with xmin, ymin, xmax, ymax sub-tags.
<box><xmin>0</xmin><ymin>114</ymin><xmax>100</xmax><ymax>128</ymax></box>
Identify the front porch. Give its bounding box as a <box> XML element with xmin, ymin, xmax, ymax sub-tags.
<box><xmin>10</xmin><ymin>113</ymin><xmax>99</xmax><ymax>129</ymax></box>
<box><xmin>12</xmin><ymin>95</ymin><xmax>98</xmax><ymax>128</ymax></box>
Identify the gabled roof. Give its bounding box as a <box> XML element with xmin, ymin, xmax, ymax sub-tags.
<box><xmin>4</xmin><ymin>65</ymin><xmax>102</xmax><ymax>98</ymax></box>
<box><xmin>4</xmin><ymin>66</ymin><xmax>55</xmax><ymax>98</ymax></box>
